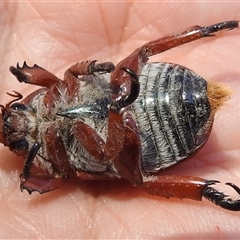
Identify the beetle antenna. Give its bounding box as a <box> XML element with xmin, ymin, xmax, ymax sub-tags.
<box><xmin>5</xmin><ymin>91</ymin><xmax>23</xmax><ymax>108</ymax></box>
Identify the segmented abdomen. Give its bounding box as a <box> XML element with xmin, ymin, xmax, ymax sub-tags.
<box><xmin>133</xmin><ymin>63</ymin><xmax>213</xmax><ymax>173</ymax></box>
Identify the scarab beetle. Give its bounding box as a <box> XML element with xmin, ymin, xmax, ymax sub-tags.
<box><xmin>0</xmin><ymin>20</ymin><xmax>240</xmax><ymax>211</ymax></box>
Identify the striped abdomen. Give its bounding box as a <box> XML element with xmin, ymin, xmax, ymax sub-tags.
<box><xmin>133</xmin><ymin>63</ymin><xmax>213</xmax><ymax>173</ymax></box>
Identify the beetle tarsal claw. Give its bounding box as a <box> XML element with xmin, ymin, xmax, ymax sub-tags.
<box><xmin>112</xmin><ymin>68</ymin><xmax>140</xmax><ymax>112</ymax></box>
<box><xmin>201</xmin><ymin>20</ymin><xmax>239</xmax><ymax>36</ymax></box>
<box><xmin>203</xmin><ymin>181</ymin><xmax>240</xmax><ymax>211</ymax></box>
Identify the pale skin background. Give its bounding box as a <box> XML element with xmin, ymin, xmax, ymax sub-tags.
<box><xmin>0</xmin><ymin>1</ymin><xmax>240</xmax><ymax>239</ymax></box>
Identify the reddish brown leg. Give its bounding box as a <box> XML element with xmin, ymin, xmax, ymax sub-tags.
<box><xmin>9</xmin><ymin>60</ymin><xmax>115</xmax><ymax>98</ymax></box>
<box><xmin>9</xmin><ymin>62</ymin><xmax>61</xmax><ymax>88</ymax></box>
<box><xmin>20</xmin><ymin>174</ymin><xmax>70</xmax><ymax>195</ymax></box>
<box><xmin>141</xmin><ymin>175</ymin><xmax>240</xmax><ymax>211</ymax></box>
<box><xmin>62</xmin><ymin>60</ymin><xmax>115</xmax><ymax>102</ymax></box>
<box><xmin>71</xmin><ymin>121</ymin><xmax>105</xmax><ymax>162</ymax></box>
<box><xmin>70</xmin><ymin>110</ymin><xmax>142</xmax><ymax>185</ymax></box>
<box><xmin>111</xmin><ymin>68</ymin><xmax>140</xmax><ymax>112</ymax></box>
<box><xmin>75</xmin><ymin>169</ymin><xmax>119</xmax><ymax>181</ymax></box>
<box><xmin>61</xmin><ymin>64</ymin><xmax>141</xmax><ymax>185</ymax></box>
<box><xmin>105</xmin><ymin>110</ymin><xmax>142</xmax><ymax>185</ymax></box>
<box><xmin>39</xmin><ymin>60</ymin><xmax>115</xmax><ymax>108</ymax></box>
<box><xmin>72</xmin><ymin>112</ymin><xmax>142</xmax><ymax>185</ymax></box>
<box><xmin>63</xmin><ymin>60</ymin><xmax>115</xmax><ymax>81</ymax></box>
<box><xmin>20</xmin><ymin>126</ymin><xmax>73</xmax><ymax>194</ymax></box>
<box><xmin>110</xmin><ymin>21</ymin><xmax>238</xmax><ymax>89</ymax></box>
<box><xmin>9</xmin><ymin>63</ymin><xmax>65</xmax><ymax>109</ymax></box>
<box><xmin>141</xmin><ymin>175</ymin><xmax>208</xmax><ymax>201</ymax></box>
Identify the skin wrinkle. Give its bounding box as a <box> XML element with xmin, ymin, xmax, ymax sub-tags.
<box><xmin>111</xmin><ymin>3</ymin><xmax>131</xmax><ymax>48</ymax></box>
<box><xmin>124</xmin><ymin>5</ymin><xmax>145</xmax><ymax>39</ymax></box>
<box><xmin>28</xmin><ymin>2</ymin><xmax>48</xmax><ymax>25</ymax></box>
<box><xmin>97</xmin><ymin>3</ymin><xmax>113</xmax><ymax>48</ymax></box>
<box><xmin>99</xmin><ymin>198</ymin><xmax>131</xmax><ymax>235</ymax></box>
<box><xmin>14</xmin><ymin>216</ymin><xmax>39</xmax><ymax>238</ymax></box>
<box><xmin>0</xmin><ymin>2</ymin><xmax>240</xmax><ymax>239</ymax></box>
<box><xmin>5</xmin><ymin>207</ymin><xmax>35</xmax><ymax>238</ymax></box>
<box><xmin>69</xmin><ymin>191</ymin><xmax>98</xmax><ymax>238</ymax></box>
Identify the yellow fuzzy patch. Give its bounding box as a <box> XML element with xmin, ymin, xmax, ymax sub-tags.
<box><xmin>207</xmin><ymin>81</ymin><xmax>232</xmax><ymax>114</ymax></box>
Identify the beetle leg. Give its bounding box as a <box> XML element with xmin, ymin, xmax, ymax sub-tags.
<box><xmin>9</xmin><ymin>62</ymin><xmax>60</xmax><ymax>88</ymax></box>
<box><xmin>112</xmin><ymin>68</ymin><xmax>140</xmax><ymax>112</ymax></box>
<box><xmin>140</xmin><ymin>175</ymin><xmax>240</xmax><ymax>211</ymax></box>
<box><xmin>75</xmin><ymin>169</ymin><xmax>119</xmax><ymax>181</ymax></box>
<box><xmin>202</xmin><ymin>182</ymin><xmax>240</xmax><ymax>211</ymax></box>
<box><xmin>105</xmin><ymin>110</ymin><xmax>142</xmax><ymax>185</ymax></box>
<box><xmin>139</xmin><ymin>20</ymin><xmax>239</xmax><ymax>60</ymax></box>
<box><xmin>141</xmin><ymin>175</ymin><xmax>208</xmax><ymax>201</ymax></box>
<box><xmin>111</xmin><ymin>21</ymin><xmax>239</xmax><ymax>89</ymax></box>
<box><xmin>64</xmin><ymin>60</ymin><xmax>115</xmax><ymax>80</ymax></box>
<box><xmin>20</xmin><ymin>174</ymin><xmax>70</xmax><ymax>194</ymax></box>
<box><xmin>71</xmin><ymin>121</ymin><xmax>105</xmax><ymax>162</ymax></box>
<box><xmin>71</xmin><ymin>112</ymin><xmax>142</xmax><ymax>185</ymax></box>
<box><xmin>61</xmin><ymin>61</ymin><xmax>115</xmax><ymax>104</ymax></box>
<box><xmin>20</xmin><ymin>126</ymin><xmax>73</xmax><ymax>194</ymax></box>
<box><xmin>44</xmin><ymin>126</ymin><xmax>73</xmax><ymax>175</ymax></box>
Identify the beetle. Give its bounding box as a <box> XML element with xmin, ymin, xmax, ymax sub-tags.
<box><xmin>0</xmin><ymin>20</ymin><xmax>240</xmax><ymax>211</ymax></box>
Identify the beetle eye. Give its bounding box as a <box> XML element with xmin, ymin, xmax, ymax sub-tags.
<box><xmin>9</xmin><ymin>139</ymin><xmax>29</xmax><ymax>152</ymax></box>
<box><xmin>10</xmin><ymin>103</ymin><xmax>27</xmax><ymax>111</ymax></box>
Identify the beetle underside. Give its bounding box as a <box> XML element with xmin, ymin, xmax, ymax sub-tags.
<box><xmin>0</xmin><ymin>20</ymin><xmax>240</xmax><ymax>211</ymax></box>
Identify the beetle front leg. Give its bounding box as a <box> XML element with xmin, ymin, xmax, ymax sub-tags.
<box><xmin>20</xmin><ymin>143</ymin><xmax>64</xmax><ymax>194</ymax></box>
<box><xmin>9</xmin><ymin>62</ymin><xmax>61</xmax><ymax>88</ymax></box>
<box><xmin>20</xmin><ymin>126</ymin><xmax>73</xmax><ymax>194</ymax></box>
<box><xmin>20</xmin><ymin>173</ymin><xmax>70</xmax><ymax>195</ymax></box>
<box><xmin>140</xmin><ymin>175</ymin><xmax>240</xmax><ymax>211</ymax></box>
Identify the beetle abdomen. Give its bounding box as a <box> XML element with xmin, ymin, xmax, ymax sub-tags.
<box><xmin>133</xmin><ymin>63</ymin><xmax>213</xmax><ymax>173</ymax></box>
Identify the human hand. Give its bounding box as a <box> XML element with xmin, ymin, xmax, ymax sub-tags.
<box><xmin>0</xmin><ymin>2</ymin><xmax>239</xmax><ymax>238</ymax></box>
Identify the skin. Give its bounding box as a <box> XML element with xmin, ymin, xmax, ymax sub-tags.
<box><xmin>0</xmin><ymin>2</ymin><xmax>240</xmax><ymax>239</ymax></box>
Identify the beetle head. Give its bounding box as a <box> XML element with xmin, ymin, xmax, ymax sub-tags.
<box><xmin>0</xmin><ymin>92</ymin><xmax>36</xmax><ymax>156</ymax></box>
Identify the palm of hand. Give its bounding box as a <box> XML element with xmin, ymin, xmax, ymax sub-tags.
<box><xmin>0</xmin><ymin>2</ymin><xmax>240</xmax><ymax>238</ymax></box>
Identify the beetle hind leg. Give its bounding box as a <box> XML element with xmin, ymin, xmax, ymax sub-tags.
<box><xmin>201</xmin><ymin>21</ymin><xmax>239</xmax><ymax>36</ymax></box>
<box><xmin>140</xmin><ymin>175</ymin><xmax>208</xmax><ymax>201</ymax></box>
<box><xmin>202</xmin><ymin>181</ymin><xmax>240</xmax><ymax>211</ymax></box>
<box><xmin>140</xmin><ymin>175</ymin><xmax>240</xmax><ymax>211</ymax></box>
